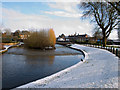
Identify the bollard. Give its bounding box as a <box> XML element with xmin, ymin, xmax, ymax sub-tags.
<box><xmin>111</xmin><ymin>47</ymin><xmax>112</xmax><ymax>52</ymax></box>
<box><xmin>113</xmin><ymin>48</ymin><xmax>115</xmax><ymax>54</ymax></box>
<box><xmin>116</xmin><ymin>49</ymin><xmax>118</xmax><ymax>56</ymax></box>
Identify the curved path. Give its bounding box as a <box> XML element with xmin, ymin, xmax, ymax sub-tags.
<box><xmin>17</xmin><ymin>44</ymin><xmax>119</xmax><ymax>88</ymax></box>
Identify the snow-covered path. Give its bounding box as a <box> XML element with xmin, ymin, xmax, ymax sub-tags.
<box><xmin>17</xmin><ymin>44</ymin><xmax>119</xmax><ymax>88</ymax></box>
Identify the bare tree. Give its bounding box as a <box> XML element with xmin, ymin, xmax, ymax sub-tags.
<box><xmin>80</xmin><ymin>2</ymin><xmax>119</xmax><ymax>46</ymax></box>
<box><xmin>105</xmin><ymin>1</ymin><xmax>120</xmax><ymax>40</ymax></box>
<box><xmin>105</xmin><ymin>1</ymin><xmax>120</xmax><ymax>13</ymax></box>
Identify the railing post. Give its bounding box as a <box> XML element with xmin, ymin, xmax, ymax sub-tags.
<box><xmin>116</xmin><ymin>49</ymin><xmax>118</xmax><ymax>56</ymax></box>
<box><xmin>111</xmin><ymin>47</ymin><xmax>112</xmax><ymax>52</ymax></box>
<box><xmin>113</xmin><ymin>48</ymin><xmax>115</xmax><ymax>54</ymax></box>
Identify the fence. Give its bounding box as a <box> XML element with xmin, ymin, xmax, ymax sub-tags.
<box><xmin>84</xmin><ymin>44</ymin><xmax>120</xmax><ymax>58</ymax></box>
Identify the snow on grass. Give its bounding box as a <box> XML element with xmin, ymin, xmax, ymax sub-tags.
<box><xmin>0</xmin><ymin>42</ymin><xmax>23</xmax><ymax>53</ymax></box>
<box><xmin>16</xmin><ymin>44</ymin><xmax>119</xmax><ymax>88</ymax></box>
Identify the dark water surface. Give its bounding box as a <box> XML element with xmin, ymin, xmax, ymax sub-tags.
<box><xmin>2</xmin><ymin>44</ymin><xmax>83</xmax><ymax>89</ymax></box>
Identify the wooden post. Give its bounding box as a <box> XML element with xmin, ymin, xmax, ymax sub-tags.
<box><xmin>116</xmin><ymin>49</ymin><xmax>118</xmax><ymax>56</ymax></box>
<box><xmin>113</xmin><ymin>48</ymin><xmax>115</xmax><ymax>54</ymax></box>
<box><xmin>111</xmin><ymin>47</ymin><xmax>112</xmax><ymax>52</ymax></box>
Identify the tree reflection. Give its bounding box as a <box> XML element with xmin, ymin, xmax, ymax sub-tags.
<box><xmin>24</xmin><ymin>55</ymin><xmax>55</xmax><ymax>66</ymax></box>
<box><xmin>48</xmin><ymin>56</ymin><xmax>55</xmax><ymax>65</ymax></box>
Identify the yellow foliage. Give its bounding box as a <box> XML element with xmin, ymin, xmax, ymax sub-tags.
<box><xmin>24</xmin><ymin>29</ymin><xmax>56</xmax><ymax>49</ymax></box>
<box><xmin>48</xmin><ymin>28</ymin><xmax>56</xmax><ymax>47</ymax></box>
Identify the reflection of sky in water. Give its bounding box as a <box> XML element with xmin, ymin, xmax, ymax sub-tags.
<box><xmin>2</xmin><ymin>45</ymin><xmax>83</xmax><ymax>89</ymax></box>
<box><xmin>5</xmin><ymin>44</ymin><xmax>82</xmax><ymax>56</ymax></box>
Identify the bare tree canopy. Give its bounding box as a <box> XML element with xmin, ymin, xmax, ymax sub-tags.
<box><xmin>105</xmin><ymin>0</ymin><xmax>120</xmax><ymax>13</ymax></box>
<box><xmin>80</xmin><ymin>2</ymin><xmax>119</xmax><ymax>46</ymax></box>
<box><xmin>105</xmin><ymin>1</ymin><xmax>120</xmax><ymax>40</ymax></box>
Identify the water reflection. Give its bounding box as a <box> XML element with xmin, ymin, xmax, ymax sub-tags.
<box><xmin>2</xmin><ymin>44</ymin><xmax>83</xmax><ymax>89</ymax></box>
<box><xmin>24</xmin><ymin>55</ymin><xmax>55</xmax><ymax>66</ymax></box>
<box><xmin>48</xmin><ymin>56</ymin><xmax>55</xmax><ymax>64</ymax></box>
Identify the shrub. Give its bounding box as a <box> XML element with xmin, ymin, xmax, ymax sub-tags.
<box><xmin>24</xmin><ymin>29</ymin><xmax>56</xmax><ymax>49</ymax></box>
<box><xmin>2</xmin><ymin>35</ymin><xmax>12</xmax><ymax>43</ymax></box>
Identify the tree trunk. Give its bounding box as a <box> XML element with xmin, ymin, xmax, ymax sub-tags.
<box><xmin>102</xmin><ymin>31</ymin><xmax>107</xmax><ymax>47</ymax></box>
<box><xmin>103</xmin><ymin>37</ymin><xmax>107</xmax><ymax>47</ymax></box>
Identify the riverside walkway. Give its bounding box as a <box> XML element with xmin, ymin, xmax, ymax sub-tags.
<box><xmin>17</xmin><ymin>44</ymin><xmax>119</xmax><ymax>88</ymax></box>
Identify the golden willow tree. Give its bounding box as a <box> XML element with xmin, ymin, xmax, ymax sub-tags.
<box><xmin>24</xmin><ymin>29</ymin><xmax>56</xmax><ymax>49</ymax></box>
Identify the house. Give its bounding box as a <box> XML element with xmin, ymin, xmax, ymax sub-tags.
<box><xmin>57</xmin><ymin>34</ymin><xmax>66</xmax><ymax>41</ymax></box>
<box><xmin>57</xmin><ymin>38</ymin><xmax>65</xmax><ymax>41</ymax></box>
<box><xmin>19</xmin><ymin>31</ymin><xmax>30</xmax><ymax>40</ymax></box>
<box><xmin>2</xmin><ymin>32</ymin><xmax>6</xmax><ymax>37</ymax></box>
<box><xmin>67</xmin><ymin>34</ymin><xmax>89</xmax><ymax>42</ymax></box>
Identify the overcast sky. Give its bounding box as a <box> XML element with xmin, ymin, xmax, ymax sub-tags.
<box><xmin>1</xmin><ymin>1</ymin><xmax>118</xmax><ymax>39</ymax></box>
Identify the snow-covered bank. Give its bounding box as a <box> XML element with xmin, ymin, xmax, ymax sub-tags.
<box><xmin>0</xmin><ymin>42</ymin><xmax>23</xmax><ymax>54</ymax></box>
<box><xmin>16</xmin><ymin>44</ymin><xmax>119</xmax><ymax>88</ymax></box>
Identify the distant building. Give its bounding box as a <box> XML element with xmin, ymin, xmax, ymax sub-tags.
<box><xmin>2</xmin><ymin>33</ymin><xmax>6</xmax><ymax>37</ymax></box>
<box><xmin>67</xmin><ymin>34</ymin><xmax>89</xmax><ymax>42</ymax></box>
<box><xmin>57</xmin><ymin>38</ymin><xmax>65</xmax><ymax>41</ymax></box>
<box><xmin>19</xmin><ymin>31</ymin><xmax>30</xmax><ymax>40</ymax></box>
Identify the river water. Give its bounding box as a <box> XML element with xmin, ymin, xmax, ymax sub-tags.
<box><xmin>2</xmin><ymin>44</ymin><xmax>83</xmax><ymax>89</ymax></box>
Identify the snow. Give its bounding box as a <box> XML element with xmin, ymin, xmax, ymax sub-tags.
<box><xmin>0</xmin><ymin>42</ymin><xmax>23</xmax><ymax>53</ymax></box>
<box><xmin>108</xmin><ymin>45</ymin><xmax>120</xmax><ymax>48</ymax></box>
<box><xmin>58</xmin><ymin>38</ymin><xmax>65</xmax><ymax>41</ymax></box>
<box><xmin>16</xmin><ymin>44</ymin><xmax>119</xmax><ymax>88</ymax></box>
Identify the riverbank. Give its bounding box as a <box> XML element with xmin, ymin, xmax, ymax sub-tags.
<box><xmin>0</xmin><ymin>42</ymin><xmax>23</xmax><ymax>54</ymax></box>
<box><xmin>16</xmin><ymin>44</ymin><xmax>119</xmax><ymax>88</ymax></box>
<box><xmin>3</xmin><ymin>44</ymin><xmax>82</xmax><ymax>56</ymax></box>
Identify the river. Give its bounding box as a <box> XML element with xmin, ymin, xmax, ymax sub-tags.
<box><xmin>2</xmin><ymin>44</ymin><xmax>83</xmax><ymax>89</ymax></box>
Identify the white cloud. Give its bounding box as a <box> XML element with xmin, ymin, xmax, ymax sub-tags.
<box><xmin>44</xmin><ymin>2</ymin><xmax>83</xmax><ymax>18</ymax></box>
<box><xmin>48</xmin><ymin>2</ymin><xmax>79</xmax><ymax>13</ymax></box>
<box><xmin>2</xmin><ymin>7</ymin><xmax>118</xmax><ymax>39</ymax></box>
<box><xmin>2</xmin><ymin>7</ymin><xmax>94</xmax><ymax>37</ymax></box>
<box><xmin>44</xmin><ymin>11</ymin><xmax>82</xmax><ymax>18</ymax></box>
<box><xmin>109</xmin><ymin>29</ymin><xmax>118</xmax><ymax>40</ymax></box>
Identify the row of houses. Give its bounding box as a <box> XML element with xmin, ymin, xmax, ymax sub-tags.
<box><xmin>57</xmin><ymin>33</ymin><xmax>120</xmax><ymax>45</ymax></box>
<box><xmin>57</xmin><ymin>33</ymin><xmax>99</xmax><ymax>44</ymax></box>
<box><xmin>2</xmin><ymin>30</ymin><xmax>30</xmax><ymax>42</ymax></box>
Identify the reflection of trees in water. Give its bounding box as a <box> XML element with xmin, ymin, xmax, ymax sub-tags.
<box><xmin>48</xmin><ymin>56</ymin><xmax>54</xmax><ymax>64</ymax></box>
<box><xmin>24</xmin><ymin>55</ymin><xmax>55</xmax><ymax>66</ymax></box>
